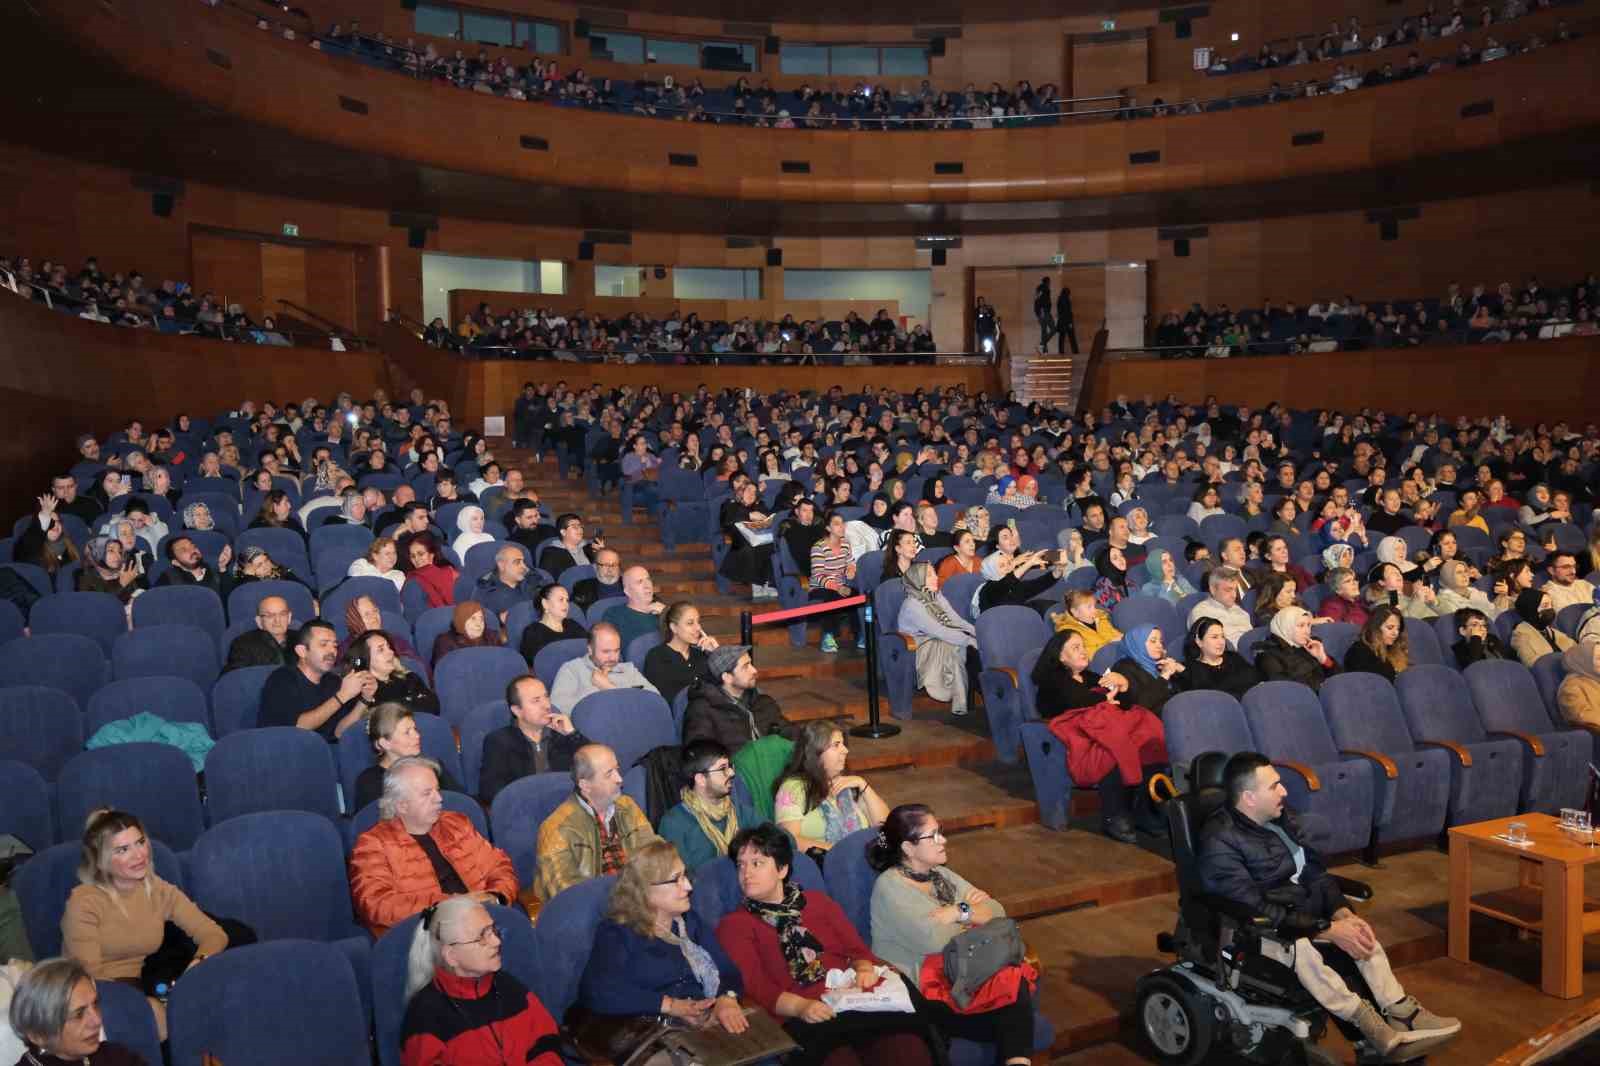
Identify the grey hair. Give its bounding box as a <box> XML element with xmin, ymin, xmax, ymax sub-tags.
<box><xmin>1323</xmin><ymin>566</ymin><xmax>1356</xmax><ymax>592</ymax></box>
<box><xmin>570</xmin><ymin>743</ymin><xmax>613</xmax><ymax>788</ymax></box>
<box><xmin>341</xmin><ymin>492</ymin><xmax>365</xmax><ymax>520</ymax></box>
<box><xmin>9</xmin><ymin>957</ymin><xmax>93</xmax><ymax>1047</ymax></box>
<box><xmin>1207</xmin><ymin>566</ymin><xmax>1242</xmax><ymax>595</ymax></box>
<box><xmin>141</xmin><ymin>465</ymin><xmax>169</xmax><ymax>492</ymax></box>
<box><xmin>404</xmin><ymin>895</ymin><xmax>484</xmax><ymax>1002</ymax></box>
<box><xmin>377</xmin><ymin>755</ymin><xmax>441</xmax><ymax>820</ymax></box>
<box><xmin>182</xmin><ymin>501</ymin><xmax>211</xmax><ymax>528</ymax></box>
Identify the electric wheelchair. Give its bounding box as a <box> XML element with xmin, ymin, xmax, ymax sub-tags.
<box><xmin>1134</xmin><ymin>752</ymin><xmax>1438</xmax><ymax>1066</ymax></box>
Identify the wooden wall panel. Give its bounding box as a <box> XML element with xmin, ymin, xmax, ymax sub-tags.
<box><xmin>190</xmin><ymin>232</ymin><xmax>263</xmax><ymax>319</ymax></box>
<box><xmin>260</xmin><ymin>243</ymin><xmax>308</xmax><ymax>320</ymax></box>
<box><xmin>305</xmin><ymin>246</ymin><xmax>357</xmax><ymax>331</ymax></box>
<box><xmin>973</xmin><ymin>265</ymin><xmax>1108</xmax><ymax>356</ymax></box>
<box><xmin>1085</xmin><ymin>335</ymin><xmax>1600</xmax><ymax>426</ymax></box>
<box><xmin>1070</xmin><ymin>32</ymin><xmax>1149</xmax><ymax>106</ymax></box>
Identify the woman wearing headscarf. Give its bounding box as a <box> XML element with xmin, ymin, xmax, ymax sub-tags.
<box><xmin>1364</xmin><ymin>561</ymin><xmax>1439</xmax><ymax>620</ymax></box>
<box><xmin>1557</xmin><ymin>640</ymin><xmax>1600</xmax><ymax>729</ymax></box>
<box><xmin>1509</xmin><ymin>587</ymin><xmax>1575</xmax><ymax>666</ymax></box>
<box><xmin>404</xmin><ymin>534</ymin><xmax>458</xmax><ymax>609</ymax></box>
<box><xmin>342</xmin><ymin>594</ymin><xmax>421</xmax><ymax>661</ymax></box>
<box><xmin>1177</xmin><ymin>617</ymin><xmax>1261</xmax><ymax>700</ymax></box>
<box><xmin>1107</xmin><ymin>624</ymin><xmax>1184</xmax><ymax>716</ymax></box>
<box><xmin>1032</xmin><ymin>629</ymin><xmax>1167</xmax><ymax>842</ymax></box>
<box><xmin>897</xmin><ymin>562</ymin><xmax>979</xmax><ymax>717</ymax></box>
<box><xmin>1253</xmin><ymin>606</ymin><xmax>1338</xmax><ymax>691</ymax></box>
<box><xmin>430</xmin><ymin>600</ymin><xmax>503</xmax><ymax>666</ymax></box>
<box><xmin>920</xmin><ymin>475</ymin><xmax>950</xmax><ymax>507</ymax></box>
<box><xmin>451</xmin><ymin>505</ymin><xmax>494</xmax><ymax>562</ymax></box>
<box><xmin>76</xmin><ymin>534</ymin><xmax>146</xmax><ymax>604</ymax></box>
<box><xmin>976</xmin><ymin>524</ymin><xmax>1060</xmax><ymax>612</ymax></box>
<box><xmin>1435</xmin><ymin>559</ymin><xmax>1499</xmax><ymax>619</ymax></box>
<box><xmin>1138</xmin><ymin>548</ymin><xmax>1195</xmax><ymax>606</ymax></box>
<box><xmin>1092</xmin><ymin>545</ymin><xmax>1134</xmax><ymax>610</ymax></box>
<box><xmin>1519</xmin><ymin>483</ymin><xmax>1559</xmax><ymax>529</ymax></box>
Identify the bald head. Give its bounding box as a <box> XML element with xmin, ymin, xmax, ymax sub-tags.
<box><xmin>495</xmin><ymin>545</ymin><xmax>528</xmax><ymax>585</ymax></box>
<box><xmin>622</xmin><ymin>566</ymin><xmax>655</xmax><ymax>608</ymax></box>
<box><xmin>255</xmin><ymin>595</ymin><xmax>292</xmax><ymax>642</ymax></box>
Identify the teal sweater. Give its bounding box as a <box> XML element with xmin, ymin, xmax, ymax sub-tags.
<box><xmin>658</xmin><ymin>794</ymin><xmax>761</xmax><ymax>872</ymax></box>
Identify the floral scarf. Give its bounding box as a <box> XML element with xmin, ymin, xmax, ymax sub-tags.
<box><xmin>743</xmin><ymin>881</ymin><xmax>827</xmax><ymax>986</ymax></box>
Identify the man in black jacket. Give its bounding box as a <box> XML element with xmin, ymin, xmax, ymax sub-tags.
<box><xmin>223</xmin><ymin>594</ymin><xmax>295</xmax><ymax>672</ymax></box>
<box><xmin>681</xmin><ymin>645</ymin><xmax>797</xmax><ymax>757</ymax></box>
<box><xmin>477</xmin><ymin>675</ymin><xmax>588</xmax><ymax>806</ymax></box>
<box><xmin>1199</xmin><ymin>753</ymin><xmax>1459</xmax><ymax>1055</ymax></box>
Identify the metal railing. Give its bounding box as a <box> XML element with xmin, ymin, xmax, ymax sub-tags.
<box><xmin>1108</xmin><ymin>317</ymin><xmax>1593</xmax><ymax>360</ymax></box>
<box><xmin>0</xmin><ymin>266</ymin><xmax>377</xmax><ymax>350</ymax></box>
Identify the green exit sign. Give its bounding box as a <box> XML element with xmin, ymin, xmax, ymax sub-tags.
<box><xmin>1102</xmin><ymin>19</ymin><xmax>1116</xmax><ymax>30</ymax></box>
<box><xmin>282</xmin><ymin>223</ymin><xmax>299</xmax><ymax>237</ymax></box>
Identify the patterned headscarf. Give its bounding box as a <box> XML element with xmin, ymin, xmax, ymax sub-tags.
<box><xmin>903</xmin><ymin>561</ymin><xmax>969</xmax><ymax>633</ymax></box>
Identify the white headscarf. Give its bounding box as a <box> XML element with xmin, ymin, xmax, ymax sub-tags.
<box><xmin>452</xmin><ymin>505</ymin><xmax>494</xmax><ymax>561</ymax></box>
<box><xmin>1269</xmin><ymin>605</ymin><xmax>1311</xmax><ymax>647</ymax></box>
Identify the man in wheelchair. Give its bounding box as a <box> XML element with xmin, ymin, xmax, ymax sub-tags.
<box><xmin>1188</xmin><ymin>751</ymin><xmax>1459</xmax><ymax>1060</ymax></box>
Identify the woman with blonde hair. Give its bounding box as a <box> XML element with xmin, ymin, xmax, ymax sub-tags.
<box><xmin>349</xmin><ymin>535</ymin><xmax>405</xmax><ymax>592</ymax></box>
<box><xmin>400</xmin><ymin>896</ymin><xmax>563</xmax><ymax>1066</ymax></box>
<box><xmin>1053</xmin><ymin>587</ymin><xmax>1123</xmax><ymax>656</ymax></box>
<box><xmin>352</xmin><ymin>702</ymin><xmax>461</xmax><ymax>812</ymax></box>
<box><xmin>61</xmin><ymin>809</ymin><xmax>229</xmax><ymax>1039</ymax></box>
<box><xmin>578</xmin><ymin>841</ymin><xmax>748</xmax><ymax>1033</ymax></box>
<box><xmin>897</xmin><ymin>561</ymin><xmax>978</xmax><ymax>716</ymax></box>
<box><xmin>1343</xmin><ymin>606</ymin><xmax>1409</xmax><ymax>682</ymax></box>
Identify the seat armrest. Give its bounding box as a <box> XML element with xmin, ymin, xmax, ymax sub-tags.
<box><xmin>1331</xmin><ymin>875</ymin><xmax>1374</xmax><ymax>902</ymax></box>
<box><xmin>996</xmin><ymin>666</ymin><xmax>1019</xmax><ymax>689</ymax></box>
<box><xmin>1195</xmin><ymin>892</ymin><xmax>1272</xmax><ymax>928</ymax></box>
<box><xmin>1273</xmin><ymin>759</ymin><xmax>1322</xmax><ymax>791</ymax></box>
<box><xmin>1340</xmin><ymin>748</ymin><xmax>1398</xmax><ymax>779</ymax></box>
<box><xmin>1487</xmin><ymin>729</ymin><xmax>1545</xmax><ymax>756</ymax></box>
<box><xmin>1416</xmin><ymin>738</ymin><xmax>1473</xmax><ymax>767</ymax></box>
<box><xmin>890</xmin><ymin>634</ymin><xmax>917</xmax><ymax>651</ymax></box>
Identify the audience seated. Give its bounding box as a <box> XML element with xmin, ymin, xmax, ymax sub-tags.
<box><xmin>550</xmin><ymin>623</ymin><xmax>659</xmax><ymax>714</ymax></box>
<box><xmin>602</xmin><ymin>566</ymin><xmax>667</xmax><ymax>650</ymax></box>
<box><xmin>533</xmin><ymin>744</ymin><xmax>658</xmax><ymax>902</ymax></box>
<box><xmin>343</xmin><ymin>630</ymin><xmax>438</xmax><ymax>715</ymax></box>
<box><xmin>355</xmin><ymin>703</ymin><xmax>462</xmax><ymax>813</ymax></box>
<box><xmin>1106</xmin><ymin>624</ymin><xmax>1185</xmax><ymax>715</ymax></box>
<box><xmin>1200</xmin><ymin>753</ymin><xmax>1459</xmax><ymax>1054</ymax></box>
<box><xmin>1343</xmin><ymin>607</ymin><xmax>1409</xmax><ymax>682</ymax></box>
<box><xmin>642</xmin><ymin>602</ymin><xmax>720</xmax><ymax>706</ymax></box>
<box><xmin>1054</xmin><ymin>588</ymin><xmax>1124</xmax><ymax>656</ymax></box>
<box><xmin>62</xmin><ymin>810</ymin><xmax>231</xmax><ymax>1040</ymax></box>
<box><xmin>431</xmin><ymin>601</ymin><xmax>503</xmax><ymax>666</ymax></box>
<box><xmin>538</xmin><ymin>514</ymin><xmax>601</xmax><ymax>579</ymax></box>
<box><xmin>682</xmin><ymin>644</ymin><xmax>795</xmax><ymax>755</ymax></box>
<box><xmin>577</xmin><ymin>840</ymin><xmax>748</xmax><ymax>1036</ymax></box>
<box><xmin>260</xmin><ymin>620</ymin><xmax>377</xmax><ymax>741</ymax></box>
<box><xmin>1255</xmin><ymin>607</ymin><xmax>1339</xmax><ymax>691</ymax></box>
<box><xmin>475</xmin><ymin>545</ymin><xmax>541</xmax><ymax>625</ymax></box>
<box><xmin>1542</xmin><ymin>550</ymin><xmax>1597</xmax><ymax>611</ymax></box>
<box><xmin>1188</xmin><ymin>567</ymin><xmax>1253</xmax><ymax>647</ymax></box>
<box><xmin>400</xmin><ymin>896</ymin><xmax>563</xmax><ymax>1066</ymax></box>
<box><xmin>658</xmin><ymin>740</ymin><xmax>759</xmax><ymax>873</ymax></box>
<box><xmin>1509</xmin><ymin>587</ymin><xmax>1576</xmax><ymax>665</ymax></box>
<box><xmin>867</xmin><ymin>807</ymin><xmax>1037</xmax><ymax>1066</ymax></box>
<box><xmin>1177</xmin><ymin>617</ymin><xmax>1262</xmax><ymax>700</ymax></box>
<box><xmin>6</xmin><ymin>957</ymin><xmax>145</xmax><ymax>1066</ymax></box>
<box><xmin>717</xmin><ymin>824</ymin><xmax>941</xmax><ymax>1066</ymax></box>
<box><xmin>898</xmin><ymin>563</ymin><xmax>980</xmax><ymax>717</ymax></box>
<box><xmin>569</xmin><ymin>547</ymin><xmax>623</xmax><ymax>612</ymax></box>
<box><xmin>479</xmin><ymin>676</ymin><xmax>588</xmax><ymax>806</ymax></box>
<box><xmin>1032</xmin><ymin>631</ymin><xmax>1167</xmax><ymax>842</ymax></box>
<box><xmin>520</xmin><ymin>582</ymin><xmax>589</xmax><ymax>661</ymax></box>
<box><xmin>223</xmin><ymin>594</ymin><xmax>295</xmax><ymax>672</ymax></box>
<box><xmin>721</xmin><ymin>480</ymin><xmax>779</xmax><ymax>600</ymax></box>
<box><xmin>1557</xmin><ymin>640</ymin><xmax>1600</xmax><ymax>729</ymax></box>
<box><xmin>349</xmin><ymin>756</ymin><xmax>518</xmax><ymax>937</ymax></box>
<box><xmin>773</xmin><ymin>722</ymin><xmax>889</xmax><ymax>860</ymax></box>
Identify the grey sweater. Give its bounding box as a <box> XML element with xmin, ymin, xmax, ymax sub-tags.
<box><xmin>869</xmin><ymin>864</ymin><xmax>1006</xmax><ymax>979</ymax></box>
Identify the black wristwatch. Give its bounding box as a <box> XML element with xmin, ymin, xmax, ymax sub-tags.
<box><xmin>957</xmin><ymin>901</ymin><xmax>972</xmax><ymax>924</ymax></box>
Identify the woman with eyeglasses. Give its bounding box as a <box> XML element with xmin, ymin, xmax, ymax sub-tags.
<box><xmin>578</xmin><ymin>841</ymin><xmax>748</xmax><ymax>1036</ymax></box>
<box><xmin>401</xmin><ymin>895</ymin><xmax>563</xmax><ymax>1066</ymax></box>
<box><xmin>867</xmin><ymin>805</ymin><xmax>1034</xmax><ymax>1066</ymax></box>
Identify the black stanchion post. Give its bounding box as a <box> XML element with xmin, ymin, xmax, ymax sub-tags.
<box><xmin>851</xmin><ymin>599</ymin><xmax>900</xmax><ymax>739</ymax></box>
<box><xmin>740</xmin><ymin>610</ymin><xmax>753</xmax><ymax>646</ymax></box>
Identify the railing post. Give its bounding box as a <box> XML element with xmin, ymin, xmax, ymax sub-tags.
<box><xmin>850</xmin><ymin>601</ymin><xmax>900</xmax><ymax>740</ymax></box>
<box><xmin>739</xmin><ymin>610</ymin><xmax>752</xmax><ymax>647</ymax></box>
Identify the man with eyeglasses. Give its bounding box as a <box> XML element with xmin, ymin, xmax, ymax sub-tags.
<box><xmin>534</xmin><ymin>744</ymin><xmax>659</xmax><ymax>902</ymax></box>
<box><xmin>659</xmin><ymin>740</ymin><xmax>760</xmax><ymax>872</ymax></box>
<box><xmin>1542</xmin><ymin>551</ymin><xmax>1596</xmax><ymax>613</ymax></box>
<box><xmin>223</xmin><ymin>594</ymin><xmax>295</xmax><ymax>672</ymax></box>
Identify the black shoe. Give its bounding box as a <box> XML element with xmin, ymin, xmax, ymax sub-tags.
<box><xmin>1135</xmin><ymin>806</ymin><xmax>1168</xmax><ymax>836</ymax></box>
<box><xmin>1103</xmin><ymin>815</ymin><xmax>1138</xmax><ymax>844</ymax></box>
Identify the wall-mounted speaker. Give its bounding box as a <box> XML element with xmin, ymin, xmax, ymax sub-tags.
<box><xmin>931</xmin><ymin>248</ymin><xmax>947</xmax><ymax>266</ymax></box>
<box><xmin>654</xmin><ymin>266</ymin><xmax>667</xmax><ymax>280</ymax></box>
<box><xmin>766</xmin><ymin>248</ymin><xmax>782</xmax><ymax>267</ymax></box>
<box><xmin>1176</xmin><ymin>19</ymin><xmax>1192</xmax><ymax>38</ymax></box>
<box><xmin>574</xmin><ymin>18</ymin><xmax>589</xmax><ymax>38</ymax></box>
<box><xmin>407</xmin><ymin>227</ymin><xmax>426</xmax><ymax>249</ymax></box>
<box><xmin>578</xmin><ymin>242</ymin><xmax>594</xmax><ymax>260</ymax></box>
<box><xmin>929</xmin><ymin>37</ymin><xmax>946</xmax><ymax>57</ymax></box>
<box><xmin>1174</xmin><ymin>238</ymin><xmax>1190</xmax><ymax>257</ymax></box>
<box><xmin>151</xmin><ymin>193</ymin><xmax>174</xmax><ymax>218</ymax></box>
<box><xmin>765</xmin><ymin>35</ymin><xmax>779</xmax><ymax>54</ymax></box>
<box><xmin>1380</xmin><ymin>220</ymin><xmax>1399</xmax><ymax>241</ymax></box>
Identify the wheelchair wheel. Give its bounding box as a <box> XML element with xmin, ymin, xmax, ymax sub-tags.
<box><xmin>1136</xmin><ymin>972</ymin><xmax>1216</xmax><ymax>1066</ymax></box>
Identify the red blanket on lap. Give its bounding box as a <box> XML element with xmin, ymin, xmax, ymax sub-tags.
<box><xmin>1046</xmin><ymin>700</ymin><xmax>1166</xmax><ymax>785</ymax></box>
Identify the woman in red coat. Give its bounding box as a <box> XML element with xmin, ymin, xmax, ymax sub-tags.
<box><xmin>715</xmin><ymin>824</ymin><xmax>941</xmax><ymax>1066</ymax></box>
<box><xmin>1316</xmin><ymin>566</ymin><xmax>1370</xmax><ymax>627</ymax></box>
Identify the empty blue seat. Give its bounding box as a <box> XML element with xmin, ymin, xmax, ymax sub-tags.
<box><xmin>1404</xmin><ymin>616</ymin><xmax>1446</xmax><ymax>666</ymax></box>
<box><xmin>873</xmin><ymin>582</ymin><xmax>917</xmax><ymax>721</ymax></box>
<box><xmin>111</xmin><ymin>622</ymin><xmax>221</xmax><ymax>690</ymax></box>
<box><xmin>458</xmin><ymin>700</ymin><xmax>508</xmax><ymax>798</ymax></box>
<box><xmin>1530</xmin><ymin>651</ymin><xmax>1567</xmax><ymax>718</ymax></box>
<box><xmin>86</xmin><ymin>676</ymin><xmax>212</xmax><ymax>737</ymax></box>
<box><xmin>571</xmin><ymin>688</ymin><xmax>676</xmax><ymax>773</ymax></box>
<box><xmin>1464</xmin><ymin>659</ymin><xmax>1592</xmax><ymax>814</ymax></box>
<box><xmin>0</xmin><ymin>633</ymin><xmax>108</xmax><ymax>711</ymax></box>
<box><xmin>211</xmin><ymin>664</ymin><xmax>277</xmax><ymax>736</ymax></box>
<box><xmin>15</xmin><ymin>838</ymin><xmax>184</xmax><ymax>957</ymax></box>
<box><xmin>132</xmin><ymin>585</ymin><xmax>227</xmax><ymax>655</ymax></box>
<box><xmin>435</xmin><ymin>645</ymin><xmax>530</xmax><ymax>723</ymax></box>
<box><xmin>0</xmin><ymin>759</ymin><xmax>53</xmax><ymax>849</ymax></box>
<box><xmin>1241</xmin><ymin>681</ymin><xmax>1381</xmax><ymax>857</ymax></box>
<box><xmin>168</xmin><ymin>940</ymin><xmax>369</xmax><ymax>1066</ymax></box>
<box><xmin>975</xmin><ymin>605</ymin><xmax>1051</xmax><ymax>762</ymax></box>
<box><xmin>205</xmin><ymin>727</ymin><xmax>342</xmax><ymax>825</ymax></box>
<box><xmin>97</xmin><ymin>979</ymin><xmax>163</xmax><ymax>1066</ymax></box>
<box><xmin>56</xmin><ymin>743</ymin><xmax>206</xmax><ymax>849</ymax></box>
<box><xmin>189</xmin><ymin>811</ymin><xmax>367</xmax><ymax>943</ymax></box>
<box><xmin>29</xmin><ymin>591</ymin><xmax>127</xmax><ymax>655</ymax></box>
<box><xmin>0</xmin><ymin>685</ymin><xmax>83</xmax><ymax>780</ymax></box>
<box><xmin>489</xmin><ymin>772</ymin><xmax>574</xmax><ymax>886</ymax></box>
<box><xmin>1162</xmin><ymin>690</ymin><xmax>1255</xmax><ymax>783</ymax></box>
<box><xmin>1394</xmin><ymin>665</ymin><xmax>1527</xmax><ymax>823</ymax></box>
<box><xmin>527</xmin><ymin>875</ymin><xmax>616</xmax><ymax>1022</ymax></box>
<box><xmin>1019</xmin><ymin>721</ymin><xmax>1073</xmax><ymax>830</ymax></box>
<box><xmin>1313</xmin><ymin>622</ymin><xmax>1360</xmax><ymax>665</ymax></box>
<box><xmin>1319</xmin><ymin>673</ymin><xmax>1453</xmax><ymax>838</ymax></box>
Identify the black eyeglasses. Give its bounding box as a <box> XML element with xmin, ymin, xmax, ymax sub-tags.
<box><xmin>909</xmin><ymin>830</ymin><xmax>947</xmax><ymax>844</ymax></box>
<box><xmin>652</xmin><ymin>871</ymin><xmax>691</xmax><ymax>887</ymax></box>
<box><xmin>446</xmin><ymin>924</ymin><xmax>503</xmax><ymax>948</ymax></box>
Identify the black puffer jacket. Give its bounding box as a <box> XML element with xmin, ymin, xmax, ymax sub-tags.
<box><xmin>681</xmin><ymin>680</ymin><xmax>797</xmax><ymax>756</ymax></box>
<box><xmin>1198</xmin><ymin>804</ymin><xmax>1346</xmax><ymax>926</ymax></box>
<box><xmin>1253</xmin><ymin>634</ymin><xmax>1337</xmax><ymax>692</ymax></box>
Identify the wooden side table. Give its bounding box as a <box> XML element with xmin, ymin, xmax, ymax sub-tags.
<box><xmin>1449</xmin><ymin>812</ymin><xmax>1600</xmax><ymax>999</ymax></box>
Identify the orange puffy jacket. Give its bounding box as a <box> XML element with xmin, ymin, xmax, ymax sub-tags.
<box><xmin>349</xmin><ymin>812</ymin><xmax>520</xmax><ymax>937</ymax></box>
